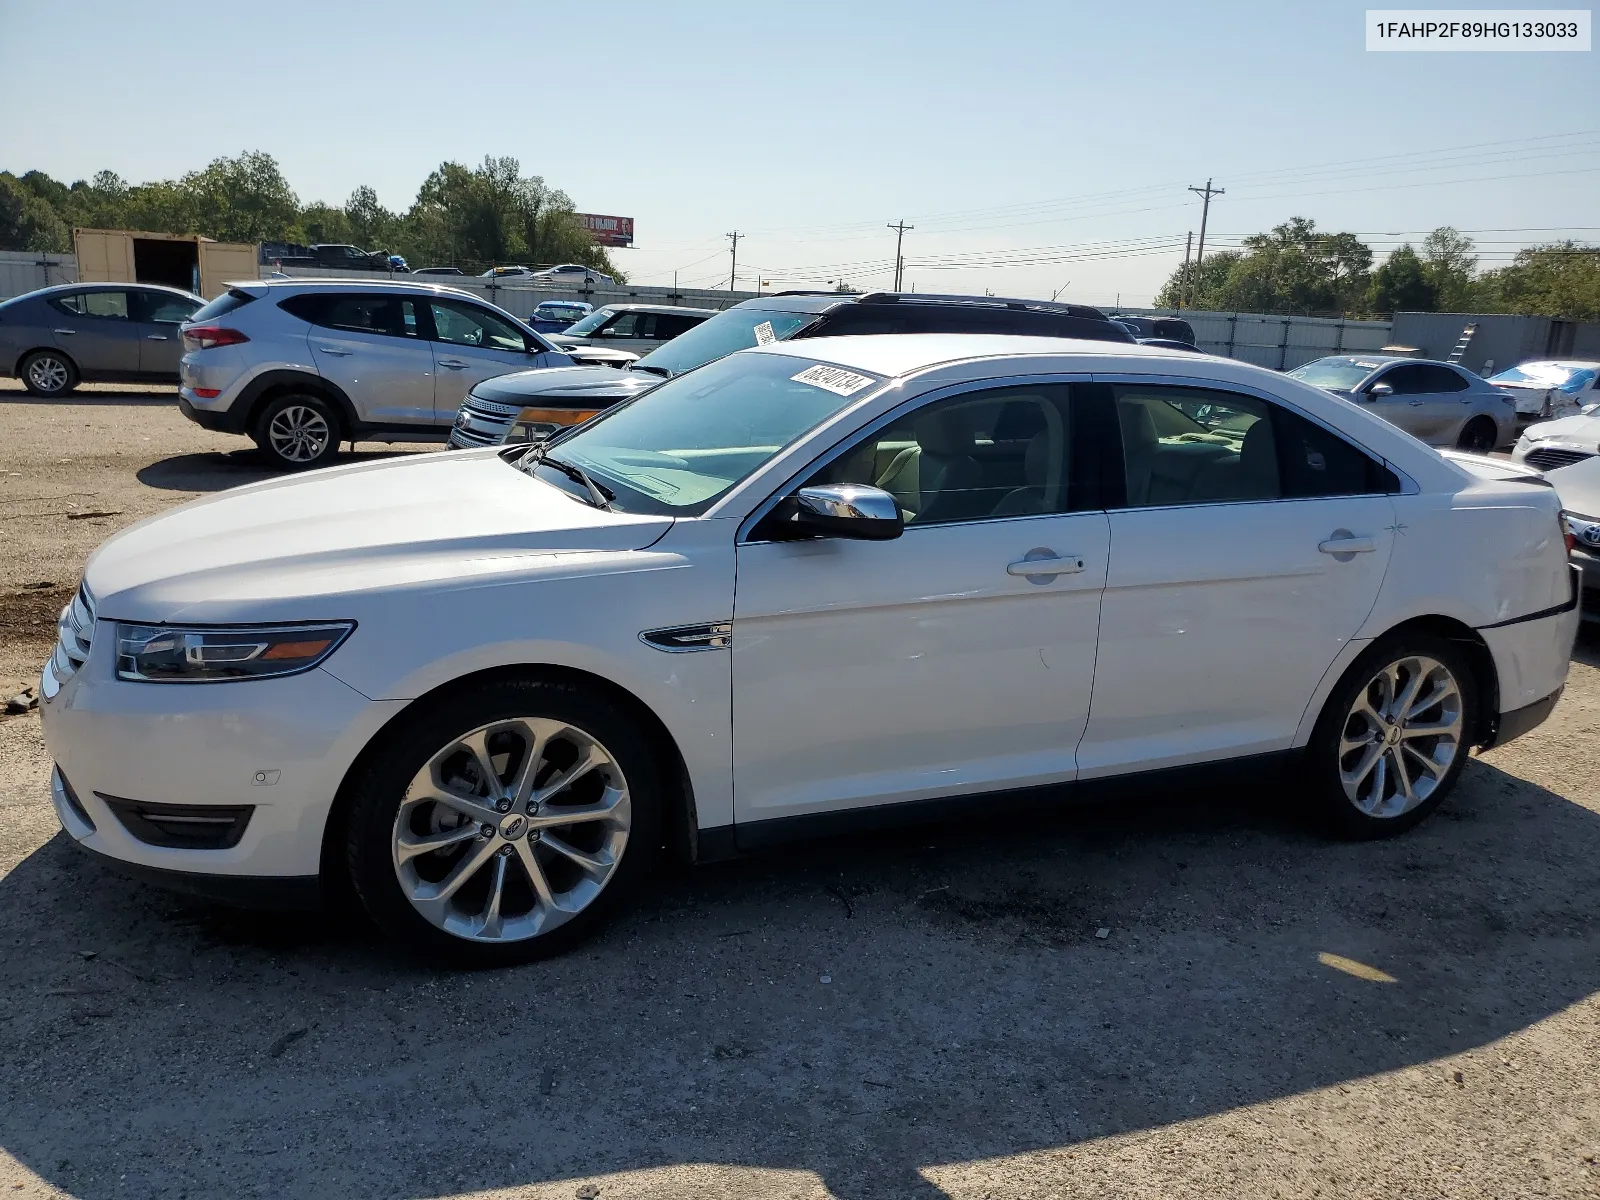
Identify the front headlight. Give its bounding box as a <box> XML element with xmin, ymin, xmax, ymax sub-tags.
<box><xmin>115</xmin><ymin>622</ymin><xmax>354</xmax><ymax>683</ymax></box>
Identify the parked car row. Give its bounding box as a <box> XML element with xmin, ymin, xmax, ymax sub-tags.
<box><xmin>39</xmin><ymin>329</ymin><xmax>1582</xmax><ymax>963</ymax></box>
<box><xmin>0</xmin><ymin>283</ymin><xmax>205</xmax><ymax>395</ymax></box>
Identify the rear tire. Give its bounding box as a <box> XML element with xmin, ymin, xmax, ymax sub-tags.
<box><xmin>345</xmin><ymin>677</ymin><xmax>662</xmax><ymax>966</ymax></box>
<box><xmin>1304</xmin><ymin>632</ymin><xmax>1479</xmax><ymax>839</ymax></box>
<box><xmin>252</xmin><ymin>392</ymin><xmax>341</xmax><ymax>470</ymax></box>
<box><xmin>20</xmin><ymin>350</ymin><xmax>77</xmax><ymax>397</ymax></box>
<box><xmin>1457</xmin><ymin>417</ymin><xmax>1497</xmax><ymax>453</ymax></box>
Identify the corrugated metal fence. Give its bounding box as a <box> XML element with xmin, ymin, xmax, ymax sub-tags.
<box><xmin>0</xmin><ymin>249</ymin><xmax>77</xmax><ymax>298</ymax></box>
<box><xmin>1115</xmin><ymin>308</ymin><xmax>1393</xmax><ymax>370</ymax></box>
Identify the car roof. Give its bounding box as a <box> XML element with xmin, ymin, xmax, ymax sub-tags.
<box><xmin>1503</xmin><ymin>359</ymin><xmax>1600</xmax><ymax>370</ymax></box>
<box><xmin>229</xmin><ymin>278</ymin><xmax>490</xmax><ymax>300</ymax></box>
<box><xmin>17</xmin><ymin>282</ymin><xmax>199</xmax><ymax>299</ymax></box>
<box><xmin>747</xmin><ymin>332</ymin><xmax>1223</xmax><ymax>379</ymax></box>
<box><xmin>729</xmin><ymin>290</ymin><xmax>1114</xmax><ymax>321</ymax></box>
<box><xmin>1311</xmin><ymin>354</ymin><xmax>1465</xmax><ymax>369</ymax></box>
<box><xmin>589</xmin><ymin>303</ymin><xmax>719</xmax><ymax>316</ymax></box>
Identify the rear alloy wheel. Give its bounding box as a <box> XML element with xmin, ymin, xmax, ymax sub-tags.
<box><xmin>1457</xmin><ymin>417</ymin><xmax>1497</xmax><ymax>453</ymax></box>
<box><xmin>346</xmin><ymin>679</ymin><xmax>662</xmax><ymax>965</ymax></box>
<box><xmin>1308</xmin><ymin>634</ymin><xmax>1477</xmax><ymax>838</ymax></box>
<box><xmin>20</xmin><ymin>350</ymin><xmax>77</xmax><ymax>397</ymax></box>
<box><xmin>254</xmin><ymin>393</ymin><xmax>340</xmax><ymax>470</ymax></box>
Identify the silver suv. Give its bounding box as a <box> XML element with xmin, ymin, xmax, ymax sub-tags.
<box><xmin>177</xmin><ymin>279</ymin><xmax>575</xmax><ymax>469</ymax></box>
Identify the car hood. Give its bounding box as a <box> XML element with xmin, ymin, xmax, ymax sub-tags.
<box><xmin>472</xmin><ymin>364</ymin><xmax>662</xmax><ymax>406</ymax></box>
<box><xmin>83</xmin><ymin>449</ymin><xmax>673</xmax><ymax>622</ymax></box>
<box><xmin>1523</xmin><ymin>413</ymin><xmax>1600</xmax><ymax>443</ymax></box>
<box><xmin>1548</xmin><ymin>453</ymin><xmax>1600</xmax><ymax>516</ymax></box>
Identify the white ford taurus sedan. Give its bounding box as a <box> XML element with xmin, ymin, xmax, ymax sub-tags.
<box><xmin>41</xmin><ymin>336</ymin><xmax>1581</xmax><ymax>964</ymax></box>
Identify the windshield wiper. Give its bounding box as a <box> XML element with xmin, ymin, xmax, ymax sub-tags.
<box><xmin>628</xmin><ymin>362</ymin><xmax>671</xmax><ymax>377</ymax></box>
<box><xmin>522</xmin><ymin>443</ymin><xmax>613</xmax><ymax>510</ymax></box>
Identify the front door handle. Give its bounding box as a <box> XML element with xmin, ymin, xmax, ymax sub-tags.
<box><xmin>1408</xmin><ymin>399</ymin><xmax>1426</xmax><ymax>406</ymax></box>
<box><xmin>1319</xmin><ymin>533</ymin><xmax>1376</xmax><ymax>555</ymax></box>
<box><xmin>437</xmin><ymin>358</ymin><xmax>470</xmax><ymax>369</ymax></box>
<box><xmin>1007</xmin><ymin>552</ymin><xmax>1086</xmax><ymax>579</ymax></box>
<box><xmin>145</xmin><ymin>334</ymin><xmax>169</xmax><ymax>341</ymax></box>
<box><xmin>314</xmin><ymin>344</ymin><xmax>352</xmax><ymax>356</ymax></box>
<box><xmin>53</xmin><ymin>328</ymin><xmax>76</xmax><ymax>335</ymax></box>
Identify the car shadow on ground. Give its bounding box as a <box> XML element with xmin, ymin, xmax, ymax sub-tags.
<box><xmin>137</xmin><ymin>447</ymin><xmax>428</xmax><ymax>493</ymax></box>
<box><xmin>2</xmin><ymin>744</ymin><xmax>1599</xmax><ymax>1197</ymax></box>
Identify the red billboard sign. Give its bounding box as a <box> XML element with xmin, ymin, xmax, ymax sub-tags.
<box><xmin>577</xmin><ymin>213</ymin><xmax>634</xmax><ymax>248</ymax></box>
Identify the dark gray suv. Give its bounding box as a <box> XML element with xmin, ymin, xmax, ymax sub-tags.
<box><xmin>0</xmin><ymin>283</ymin><xmax>204</xmax><ymax>396</ymax></box>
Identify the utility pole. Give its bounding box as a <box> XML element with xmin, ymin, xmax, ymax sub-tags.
<box><xmin>726</xmin><ymin>231</ymin><xmax>741</xmax><ymax>293</ymax></box>
<box><xmin>1188</xmin><ymin>179</ymin><xmax>1224</xmax><ymax>282</ymax></box>
<box><xmin>1179</xmin><ymin>230</ymin><xmax>1193</xmax><ymax>308</ymax></box>
<box><xmin>887</xmin><ymin>219</ymin><xmax>914</xmax><ymax>291</ymax></box>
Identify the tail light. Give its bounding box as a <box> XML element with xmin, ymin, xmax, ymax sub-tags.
<box><xmin>1560</xmin><ymin>511</ymin><xmax>1577</xmax><ymax>555</ymax></box>
<box><xmin>182</xmin><ymin>326</ymin><xmax>249</xmax><ymax>351</ymax></box>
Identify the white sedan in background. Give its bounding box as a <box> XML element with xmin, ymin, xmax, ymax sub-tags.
<box><xmin>40</xmin><ymin>337</ymin><xmax>1579</xmax><ymax>965</ymax></box>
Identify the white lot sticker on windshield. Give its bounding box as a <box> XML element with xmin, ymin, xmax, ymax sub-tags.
<box><xmin>791</xmin><ymin>364</ymin><xmax>876</xmax><ymax>396</ymax></box>
<box><xmin>752</xmin><ymin>320</ymin><xmax>776</xmax><ymax>345</ymax></box>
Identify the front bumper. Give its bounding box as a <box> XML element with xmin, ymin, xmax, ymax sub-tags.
<box><xmin>41</xmin><ymin>629</ymin><xmax>405</xmax><ymax>885</ymax></box>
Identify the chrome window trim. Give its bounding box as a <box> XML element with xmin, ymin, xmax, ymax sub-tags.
<box><xmin>735</xmin><ymin>371</ymin><xmax>1095</xmax><ymax>545</ymax></box>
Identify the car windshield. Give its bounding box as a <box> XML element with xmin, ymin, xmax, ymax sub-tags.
<box><xmin>1491</xmin><ymin>363</ymin><xmax>1597</xmax><ymax>392</ymax></box>
<box><xmin>538</xmin><ymin>304</ymin><xmax>587</xmax><ymax>320</ymax></box>
<box><xmin>632</xmin><ymin>307</ymin><xmax>821</xmax><ymax>376</ymax></box>
<box><xmin>517</xmin><ymin>351</ymin><xmax>881</xmax><ymax>516</ymax></box>
<box><xmin>562</xmin><ymin>307</ymin><xmax>616</xmax><ymax>335</ymax></box>
<box><xmin>1288</xmin><ymin>358</ymin><xmax>1387</xmax><ymax>391</ymax></box>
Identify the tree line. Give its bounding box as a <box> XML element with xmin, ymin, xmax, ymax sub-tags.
<box><xmin>0</xmin><ymin>150</ymin><xmax>625</xmax><ymax>280</ymax></box>
<box><xmin>1154</xmin><ymin>217</ymin><xmax>1600</xmax><ymax>321</ymax></box>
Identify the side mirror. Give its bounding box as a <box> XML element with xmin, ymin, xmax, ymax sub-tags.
<box><xmin>1365</xmin><ymin>382</ymin><xmax>1394</xmax><ymax>399</ymax></box>
<box><xmin>1581</xmin><ymin>403</ymin><xmax>1600</xmax><ymax>416</ymax></box>
<box><xmin>787</xmin><ymin>484</ymin><xmax>903</xmax><ymax>540</ymax></box>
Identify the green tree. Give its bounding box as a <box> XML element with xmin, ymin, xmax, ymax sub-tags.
<box><xmin>1420</xmin><ymin>226</ymin><xmax>1479</xmax><ymax>311</ymax></box>
<box><xmin>0</xmin><ymin>173</ymin><xmax>70</xmax><ymax>251</ymax></box>
<box><xmin>298</xmin><ymin>201</ymin><xmax>353</xmax><ymax>245</ymax></box>
<box><xmin>1152</xmin><ymin>217</ymin><xmax>1372</xmax><ymax>314</ymax></box>
<box><xmin>1155</xmin><ymin>249</ymin><xmax>1240</xmax><ymax>309</ymax></box>
<box><xmin>344</xmin><ymin>185</ymin><xmax>396</xmax><ymax>251</ymax></box>
<box><xmin>1368</xmin><ymin>245</ymin><xmax>1439</xmax><ymax>314</ymax></box>
<box><xmin>1481</xmin><ymin>242</ymin><xmax>1600</xmax><ymax>321</ymax></box>
<box><xmin>176</xmin><ymin>151</ymin><xmax>300</xmax><ymax>242</ymax></box>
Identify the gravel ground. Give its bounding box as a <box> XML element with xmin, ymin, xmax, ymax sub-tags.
<box><xmin>2</xmin><ymin>383</ymin><xmax>1599</xmax><ymax>1200</ymax></box>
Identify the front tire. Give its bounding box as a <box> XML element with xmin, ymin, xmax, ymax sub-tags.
<box><xmin>253</xmin><ymin>392</ymin><xmax>341</xmax><ymax>470</ymax></box>
<box><xmin>20</xmin><ymin>350</ymin><xmax>77</xmax><ymax>397</ymax></box>
<box><xmin>1305</xmin><ymin>633</ymin><xmax>1478</xmax><ymax>839</ymax></box>
<box><xmin>345</xmin><ymin>677</ymin><xmax>662</xmax><ymax>966</ymax></box>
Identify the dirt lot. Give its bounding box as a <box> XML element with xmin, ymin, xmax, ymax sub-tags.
<box><xmin>2</xmin><ymin>382</ymin><xmax>1600</xmax><ymax>1199</ymax></box>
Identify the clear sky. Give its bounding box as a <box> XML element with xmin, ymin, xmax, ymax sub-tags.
<box><xmin>1</xmin><ymin>0</ymin><xmax>1594</xmax><ymax>305</ymax></box>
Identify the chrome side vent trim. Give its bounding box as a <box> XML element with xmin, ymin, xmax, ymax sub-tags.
<box><xmin>640</xmin><ymin>622</ymin><xmax>732</xmax><ymax>652</ymax></box>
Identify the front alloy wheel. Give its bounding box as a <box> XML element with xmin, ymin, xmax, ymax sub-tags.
<box><xmin>346</xmin><ymin>677</ymin><xmax>661</xmax><ymax>964</ymax></box>
<box><xmin>22</xmin><ymin>351</ymin><xmax>75</xmax><ymax>397</ymax></box>
<box><xmin>393</xmin><ymin>718</ymin><xmax>631</xmax><ymax>943</ymax></box>
<box><xmin>1338</xmin><ymin>655</ymin><xmax>1464</xmax><ymax>818</ymax></box>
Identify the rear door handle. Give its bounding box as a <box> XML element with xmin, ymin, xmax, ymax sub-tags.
<box><xmin>1408</xmin><ymin>399</ymin><xmax>1426</xmax><ymax>406</ymax></box>
<box><xmin>145</xmin><ymin>334</ymin><xmax>168</xmax><ymax>341</ymax></box>
<box><xmin>314</xmin><ymin>344</ymin><xmax>352</xmax><ymax>356</ymax></box>
<box><xmin>1007</xmin><ymin>553</ymin><xmax>1086</xmax><ymax>578</ymax></box>
<box><xmin>437</xmin><ymin>358</ymin><xmax>470</xmax><ymax>369</ymax></box>
<box><xmin>53</xmin><ymin>328</ymin><xmax>76</xmax><ymax>335</ymax></box>
<box><xmin>1319</xmin><ymin>534</ymin><xmax>1376</xmax><ymax>555</ymax></box>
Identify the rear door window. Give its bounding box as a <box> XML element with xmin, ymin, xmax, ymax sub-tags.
<box><xmin>281</xmin><ymin>293</ymin><xmax>421</xmax><ymax>338</ymax></box>
<box><xmin>56</xmin><ymin>290</ymin><xmax>130</xmax><ymax>319</ymax></box>
<box><xmin>133</xmin><ymin>291</ymin><xmax>202</xmax><ymax>325</ymax></box>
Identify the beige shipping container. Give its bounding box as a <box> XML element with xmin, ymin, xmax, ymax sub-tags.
<box><xmin>72</xmin><ymin>228</ymin><xmax>258</xmax><ymax>299</ymax></box>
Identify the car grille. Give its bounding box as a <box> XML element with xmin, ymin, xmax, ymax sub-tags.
<box><xmin>1526</xmin><ymin>447</ymin><xmax>1595</xmax><ymax>471</ymax></box>
<box><xmin>448</xmin><ymin>394</ymin><xmax>523</xmax><ymax>449</ymax></box>
<box><xmin>52</xmin><ymin>583</ymin><xmax>96</xmax><ymax>682</ymax></box>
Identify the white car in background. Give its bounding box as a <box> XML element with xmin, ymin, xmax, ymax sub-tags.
<box><xmin>41</xmin><ymin>337</ymin><xmax>1579</xmax><ymax>965</ymax></box>
<box><xmin>1512</xmin><ymin>400</ymin><xmax>1600</xmax><ymax>471</ymax></box>
<box><xmin>1488</xmin><ymin>360</ymin><xmax>1600</xmax><ymax>420</ymax></box>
